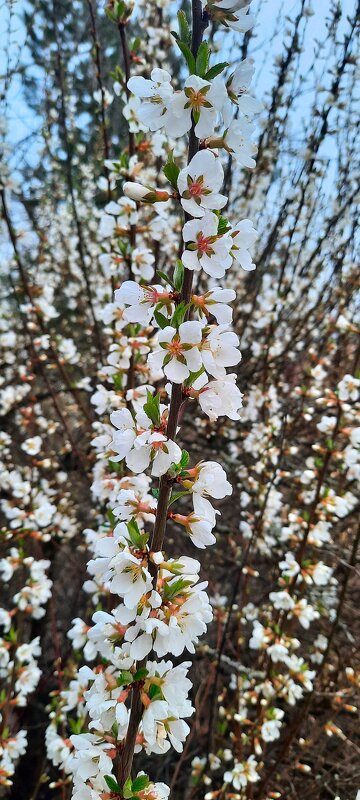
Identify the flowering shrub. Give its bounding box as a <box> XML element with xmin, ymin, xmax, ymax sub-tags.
<box><xmin>0</xmin><ymin>1</ymin><xmax>359</xmax><ymax>800</ymax></box>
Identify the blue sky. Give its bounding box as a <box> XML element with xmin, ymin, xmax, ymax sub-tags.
<box><xmin>0</xmin><ymin>0</ymin><xmax>356</xmax><ymax>181</ymax></box>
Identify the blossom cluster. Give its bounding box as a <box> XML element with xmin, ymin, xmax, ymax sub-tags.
<box><xmin>43</xmin><ymin>1</ymin><xmax>263</xmax><ymax>796</ymax></box>
<box><xmin>1</xmin><ymin>0</ymin><xmax>359</xmax><ymax>798</ymax></box>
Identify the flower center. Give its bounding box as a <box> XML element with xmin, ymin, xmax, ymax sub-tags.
<box><xmin>196</xmin><ymin>233</ymin><xmax>211</xmax><ymax>254</ymax></box>
<box><xmin>189</xmin><ymin>179</ymin><xmax>204</xmax><ymax>197</ymax></box>
<box><xmin>167</xmin><ymin>339</ymin><xmax>183</xmax><ymax>357</ymax></box>
<box><xmin>189</xmin><ymin>90</ymin><xmax>206</xmax><ymax>110</ymax></box>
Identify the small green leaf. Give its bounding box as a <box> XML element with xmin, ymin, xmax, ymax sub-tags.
<box><xmin>171</xmin><ymin>301</ymin><xmax>189</xmax><ymax>328</ymax></box>
<box><xmin>133</xmin><ymin>667</ymin><xmax>149</xmax><ymax>682</ymax></box>
<box><xmin>175</xmin><ymin>39</ymin><xmax>196</xmax><ymax>74</ymax></box>
<box><xmin>131</xmin><ymin>37</ymin><xmax>141</xmax><ymax>53</ymax></box>
<box><xmin>163</xmin><ymin>577</ymin><xmax>192</xmax><ymax>601</ymax></box>
<box><xmin>205</xmin><ymin>62</ymin><xmax>229</xmax><ymax>80</ymax></box>
<box><xmin>177</xmin><ymin>10</ymin><xmax>191</xmax><ymax>45</ymax></box>
<box><xmin>173</xmin><ymin>260</ymin><xmax>184</xmax><ymax>292</ymax></box>
<box><xmin>132</xmin><ymin>775</ymin><xmax>150</xmax><ymax>793</ymax></box>
<box><xmin>143</xmin><ymin>390</ymin><xmax>161</xmax><ymax>427</ymax></box>
<box><xmin>184</xmin><ymin>366</ymin><xmax>205</xmax><ymax>387</ymax></box>
<box><xmin>168</xmin><ymin>490</ymin><xmax>190</xmax><ymax>507</ymax></box>
<box><xmin>148</xmin><ymin>683</ymin><xmax>163</xmax><ymax>700</ymax></box>
<box><xmin>117</xmin><ymin>670</ymin><xmax>134</xmax><ymax>686</ymax></box>
<box><xmin>113</xmin><ymin>373</ymin><xmax>123</xmax><ymax>390</ymax></box>
<box><xmin>69</xmin><ymin>717</ymin><xmax>85</xmax><ymax>734</ymax></box>
<box><xmin>163</xmin><ymin>151</ymin><xmax>180</xmax><ymax>190</ymax></box>
<box><xmin>105</xmin><ymin>775</ymin><xmax>122</xmax><ymax>793</ymax></box>
<box><xmin>156</xmin><ymin>270</ymin><xmax>175</xmax><ymax>289</ymax></box>
<box><xmin>108</xmin><ymin>459</ymin><xmax>124</xmax><ymax>474</ymax></box>
<box><xmin>127</xmin><ymin>518</ymin><xmax>149</xmax><ymax>549</ymax></box>
<box><xmin>154</xmin><ymin>309</ymin><xmax>169</xmax><ymax>330</ymax></box>
<box><xmin>218</xmin><ymin>215</ymin><xmax>230</xmax><ymax>234</ymax></box>
<box><xmin>196</xmin><ymin>42</ymin><xmax>210</xmax><ymax>78</ymax></box>
<box><xmin>107</xmin><ymin>508</ymin><xmax>117</xmax><ymax>527</ymax></box>
<box><xmin>123</xmin><ymin>777</ymin><xmax>133</xmax><ymax>798</ymax></box>
<box><xmin>180</xmin><ymin>449</ymin><xmax>190</xmax><ymax>467</ymax></box>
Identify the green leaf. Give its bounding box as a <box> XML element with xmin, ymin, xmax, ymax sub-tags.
<box><xmin>143</xmin><ymin>390</ymin><xmax>161</xmax><ymax>427</ymax></box>
<box><xmin>131</xmin><ymin>37</ymin><xmax>141</xmax><ymax>53</ymax></box>
<box><xmin>163</xmin><ymin>151</ymin><xmax>180</xmax><ymax>190</ymax></box>
<box><xmin>175</xmin><ymin>39</ymin><xmax>196</xmax><ymax>74</ymax></box>
<box><xmin>173</xmin><ymin>260</ymin><xmax>184</xmax><ymax>292</ymax></box>
<box><xmin>184</xmin><ymin>366</ymin><xmax>205</xmax><ymax>387</ymax></box>
<box><xmin>163</xmin><ymin>577</ymin><xmax>192</xmax><ymax>601</ymax></box>
<box><xmin>107</xmin><ymin>508</ymin><xmax>117</xmax><ymax>527</ymax></box>
<box><xmin>154</xmin><ymin>309</ymin><xmax>169</xmax><ymax>330</ymax></box>
<box><xmin>180</xmin><ymin>449</ymin><xmax>190</xmax><ymax>467</ymax></box>
<box><xmin>132</xmin><ymin>775</ymin><xmax>150</xmax><ymax>793</ymax></box>
<box><xmin>204</xmin><ymin>62</ymin><xmax>229</xmax><ymax>81</ymax></box>
<box><xmin>127</xmin><ymin>518</ymin><xmax>149</xmax><ymax>549</ymax></box>
<box><xmin>156</xmin><ymin>270</ymin><xmax>175</xmax><ymax>289</ymax></box>
<box><xmin>218</xmin><ymin>215</ymin><xmax>230</xmax><ymax>234</ymax></box>
<box><xmin>171</xmin><ymin>301</ymin><xmax>189</xmax><ymax>328</ymax></box>
<box><xmin>105</xmin><ymin>775</ymin><xmax>122</xmax><ymax>793</ymax></box>
<box><xmin>133</xmin><ymin>666</ymin><xmax>149</xmax><ymax>682</ymax></box>
<box><xmin>168</xmin><ymin>490</ymin><xmax>190</xmax><ymax>507</ymax></box>
<box><xmin>69</xmin><ymin>717</ymin><xmax>85</xmax><ymax>734</ymax></box>
<box><xmin>148</xmin><ymin>683</ymin><xmax>163</xmax><ymax>700</ymax></box>
<box><xmin>108</xmin><ymin>459</ymin><xmax>124</xmax><ymax>474</ymax></box>
<box><xmin>196</xmin><ymin>42</ymin><xmax>210</xmax><ymax>78</ymax></box>
<box><xmin>177</xmin><ymin>10</ymin><xmax>191</xmax><ymax>45</ymax></box>
<box><xmin>123</xmin><ymin>777</ymin><xmax>133</xmax><ymax>798</ymax></box>
<box><xmin>113</xmin><ymin>373</ymin><xmax>123</xmax><ymax>390</ymax></box>
<box><xmin>117</xmin><ymin>670</ymin><xmax>134</xmax><ymax>686</ymax></box>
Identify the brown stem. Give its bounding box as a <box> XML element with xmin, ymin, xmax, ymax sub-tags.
<box><xmin>116</xmin><ymin>0</ymin><xmax>207</xmax><ymax>785</ymax></box>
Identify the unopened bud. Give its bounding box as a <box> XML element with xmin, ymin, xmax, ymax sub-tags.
<box><xmin>123</xmin><ymin>181</ymin><xmax>170</xmax><ymax>203</ymax></box>
<box><xmin>150</xmin><ymin>551</ymin><xmax>163</xmax><ymax>565</ymax></box>
<box><xmin>296</xmin><ymin>763</ymin><xmax>311</xmax><ymax>773</ymax></box>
